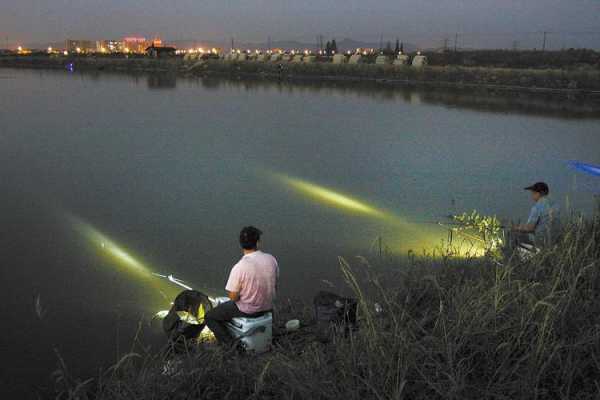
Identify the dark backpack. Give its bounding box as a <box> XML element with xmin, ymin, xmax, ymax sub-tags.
<box><xmin>163</xmin><ymin>290</ymin><xmax>213</xmax><ymax>345</ymax></box>
<box><xmin>313</xmin><ymin>291</ymin><xmax>358</xmax><ymax>342</ymax></box>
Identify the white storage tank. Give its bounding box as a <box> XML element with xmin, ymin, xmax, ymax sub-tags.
<box><xmin>303</xmin><ymin>55</ymin><xmax>316</xmax><ymax>63</ymax></box>
<box><xmin>292</xmin><ymin>54</ymin><xmax>303</xmax><ymax>63</ymax></box>
<box><xmin>412</xmin><ymin>54</ymin><xmax>428</xmax><ymax>68</ymax></box>
<box><xmin>255</xmin><ymin>53</ymin><xmax>267</xmax><ymax>62</ymax></box>
<box><xmin>348</xmin><ymin>54</ymin><xmax>363</xmax><ymax>64</ymax></box>
<box><xmin>375</xmin><ymin>55</ymin><xmax>391</xmax><ymax>65</ymax></box>
<box><xmin>269</xmin><ymin>53</ymin><xmax>282</xmax><ymax>62</ymax></box>
<box><xmin>332</xmin><ymin>54</ymin><xmax>347</xmax><ymax>64</ymax></box>
<box><xmin>280</xmin><ymin>54</ymin><xmax>292</xmax><ymax>62</ymax></box>
<box><xmin>236</xmin><ymin>53</ymin><xmax>248</xmax><ymax>61</ymax></box>
<box><xmin>394</xmin><ymin>54</ymin><xmax>410</xmax><ymax>66</ymax></box>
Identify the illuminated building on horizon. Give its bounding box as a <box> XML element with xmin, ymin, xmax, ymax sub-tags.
<box><xmin>96</xmin><ymin>40</ymin><xmax>124</xmax><ymax>53</ymax></box>
<box><xmin>65</xmin><ymin>39</ymin><xmax>96</xmax><ymax>53</ymax></box>
<box><xmin>122</xmin><ymin>37</ymin><xmax>151</xmax><ymax>53</ymax></box>
<box><xmin>151</xmin><ymin>37</ymin><xmax>163</xmax><ymax>47</ymax></box>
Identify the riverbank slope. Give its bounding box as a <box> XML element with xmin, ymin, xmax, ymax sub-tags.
<box><xmin>54</xmin><ymin>216</ymin><xmax>600</xmax><ymax>400</ymax></box>
<box><xmin>2</xmin><ymin>55</ymin><xmax>600</xmax><ymax>100</ymax></box>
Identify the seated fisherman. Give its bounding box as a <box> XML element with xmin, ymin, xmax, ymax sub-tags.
<box><xmin>512</xmin><ymin>182</ymin><xmax>560</xmax><ymax>248</ymax></box>
<box><xmin>205</xmin><ymin>226</ymin><xmax>279</xmax><ymax>345</ymax></box>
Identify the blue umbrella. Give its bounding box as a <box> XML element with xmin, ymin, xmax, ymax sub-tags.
<box><xmin>569</xmin><ymin>161</ymin><xmax>600</xmax><ymax>177</ymax></box>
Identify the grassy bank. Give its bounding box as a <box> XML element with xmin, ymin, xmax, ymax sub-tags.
<box><xmin>54</xmin><ymin>213</ymin><xmax>600</xmax><ymax>400</ymax></box>
<box><xmin>196</xmin><ymin>60</ymin><xmax>600</xmax><ymax>94</ymax></box>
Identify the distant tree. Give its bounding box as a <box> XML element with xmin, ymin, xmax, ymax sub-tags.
<box><xmin>394</xmin><ymin>38</ymin><xmax>400</xmax><ymax>54</ymax></box>
<box><xmin>385</xmin><ymin>41</ymin><xmax>392</xmax><ymax>55</ymax></box>
<box><xmin>331</xmin><ymin>39</ymin><xmax>338</xmax><ymax>54</ymax></box>
<box><xmin>325</xmin><ymin>41</ymin><xmax>331</xmax><ymax>55</ymax></box>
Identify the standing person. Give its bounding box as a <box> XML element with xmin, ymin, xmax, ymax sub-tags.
<box><xmin>205</xmin><ymin>226</ymin><xmax>279</xmax><ymax>346</ymax></box>
<box><xmin>512</xmin><ymin>182</ymin><xmax>560</xmax><ymax>247</ymax></box>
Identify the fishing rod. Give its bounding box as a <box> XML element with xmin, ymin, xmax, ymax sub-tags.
<box><xmin>152</xmin><ymin>273</ymin><xmax>194</xmax><ymax>291</ymax></box>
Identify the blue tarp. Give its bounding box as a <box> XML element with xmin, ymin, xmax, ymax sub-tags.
<box><xmin>569</xmin><ymin>161</ymin><xmax>600</xmax><ymax>177</ymax></box>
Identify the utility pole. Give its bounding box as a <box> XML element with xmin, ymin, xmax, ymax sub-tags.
<box><xmin>231</xmin><ymin>37</ymin><xmax>234</xmax><ymax>51</ymax></box>
<box><xmin>454</xmin><ymin>33</ymin><xmax>459</xmax><ymax>52</ymax></box>
<box><xmin>267</xmin><ymin>35</ymin><xmax>271</xmax><ymax>50</ymax></box>
<box><xmin>379</xmin><ymin>33</ymin><xmax>383</xmax><ymax>51</ymax></box>
<box><xmin>443</xmin><ymin>37</ymin><xmax>449</xmax><ymax>52</ymax></box>
<box><xmin>542</xmin><ymin>31</ymin><xmax>547</xmax><ymax>51</ymax></box>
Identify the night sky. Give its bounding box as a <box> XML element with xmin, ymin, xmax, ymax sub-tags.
<box><xmin>1</xmin><ymin>0</ymin><xmax>599</xmax><ymax>48</ymax></box>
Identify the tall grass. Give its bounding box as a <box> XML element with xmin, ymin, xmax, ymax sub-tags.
<box><xmin>56</xmin><ymin>215</ymin><xmax>600</xmax><ymax>399</ymax></box>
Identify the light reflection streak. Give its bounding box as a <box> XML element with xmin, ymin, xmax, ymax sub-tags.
<box><xmin>271</xmin><ymin>173</ymin><xmax>485</xmax><ymax>256</ymax></box>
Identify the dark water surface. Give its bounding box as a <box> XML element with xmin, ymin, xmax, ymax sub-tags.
<box><xmin>1</xmin><ymin>68</ymin><xmax>599</xmax><ymax>398</ymax></box>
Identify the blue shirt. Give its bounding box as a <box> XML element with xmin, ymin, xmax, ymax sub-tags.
<box><xmin>526</xmin><ymin>197</ymin><xmax>560</xmax><ymax>245</ymax></box>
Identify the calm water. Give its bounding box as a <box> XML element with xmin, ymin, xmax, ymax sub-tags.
<box><xmin>1</xmin><ymin>68</ymin><xmax>599</xmax><ymax>397</ymax></box>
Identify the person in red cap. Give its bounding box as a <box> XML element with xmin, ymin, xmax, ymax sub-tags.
<box><xmin>512</xmin><ymin>182</ymin><xmax>560</xmax><ymax>247</ymax></box>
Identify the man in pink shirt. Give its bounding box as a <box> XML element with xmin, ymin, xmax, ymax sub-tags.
<box><xmin>205</xmin><ymin>226</ymin><xmax>279</xmax><ymax>345</ymax></box>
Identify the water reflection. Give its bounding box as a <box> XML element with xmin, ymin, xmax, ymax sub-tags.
<box><xmin>24</xmin><ymin>68</ymin><xmax>599</xmax><ymax>118</ymax></box>
<box><xmin>190</xmin><ymin>76</ymin><xmax>600</xmax><ymax>119</ymax></box>
<box><xmin>147</xmin><ymin>73</ymin><xmax>177</xmax><ymax>89</ymax></box>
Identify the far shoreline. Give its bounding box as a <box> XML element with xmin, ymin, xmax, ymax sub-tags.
<box><xmin>2</xmin><ymin>54</ymin><xmax>600</xmax><ymax>109</ymax></box>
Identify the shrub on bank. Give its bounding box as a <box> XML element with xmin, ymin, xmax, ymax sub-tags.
<box><xmin>54</xmin><ymin>214</ymin><xmax>600</xmax><ymax>400</ymax></box>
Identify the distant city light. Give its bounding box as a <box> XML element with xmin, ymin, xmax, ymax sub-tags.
<box><xmin>63</xmin><ymin>50</ymin><xmax>69</xmax><ymax>56</ymax></box>
<box><xmin>47</xmin><ymin>47</ymin><xmax>53</xmax><ymax>53</ymax></box>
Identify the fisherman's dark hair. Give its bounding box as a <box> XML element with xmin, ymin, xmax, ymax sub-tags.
<box><xmin>239</xmin><ymin>226</ymin><xmax>262</xmax><ymax>250</ymax></box>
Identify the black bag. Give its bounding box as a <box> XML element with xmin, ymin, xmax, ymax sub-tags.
<box><xmin>313</xmin><ymin>291</ymin><xmax>358</xmax><ymax>342</ymax></box>
<box><xmin>163</xmin><ymin>290</ymin><xmax>213</xmax><ymax>344</ymax></box>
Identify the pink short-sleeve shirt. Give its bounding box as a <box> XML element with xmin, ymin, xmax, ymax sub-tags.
<box><xmin>225</xmin><ymin>250</ymin><xmax>279</xmax><ymax>314</ymax></box>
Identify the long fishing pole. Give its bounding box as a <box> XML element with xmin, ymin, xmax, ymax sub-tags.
<box><xmin>152</xmin><ymin>273</ymin><xmax>194</xmax><ymax>290</ymax></box>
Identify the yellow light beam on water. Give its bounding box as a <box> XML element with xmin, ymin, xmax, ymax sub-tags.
<box><xmin>67</xmin><ymin>214</ymin><xmax>153</xmax><ymax>280</ymax></box>
<box><xmin>66</xmin><ymin>213</ymin><xmax>220</xmax><ymax>304</ymax></box>
<box><xmin>270</xmin><ymin>172</ymin><xmax>486</xmax><ymax>256</ymax></box>
<box><xmin>275</xmin><ymin>174</ymin><xmax>386</xmax><ymax>218</ymax></box>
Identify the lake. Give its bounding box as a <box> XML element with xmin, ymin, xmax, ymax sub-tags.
<box><xmin>1</xmin><ymin>68</ymin><xmax>599</xmax><ymax>398</ymax></box>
